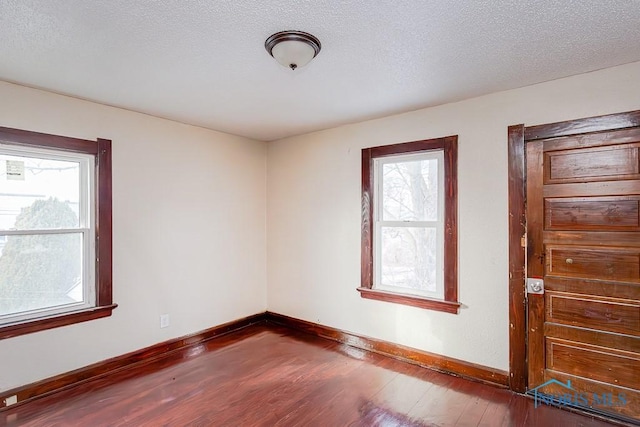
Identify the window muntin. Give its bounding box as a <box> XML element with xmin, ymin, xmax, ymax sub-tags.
<box><xmin>0</xmin><ymin>144</ymin><xmax>96</xmax><ymax>325</ymax></box>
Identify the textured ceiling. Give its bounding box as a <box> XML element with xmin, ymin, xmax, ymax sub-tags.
<box><xmin>1</xmin><ymin>1</ymin><xmax>640</xmax><ymax>141</ymax></box>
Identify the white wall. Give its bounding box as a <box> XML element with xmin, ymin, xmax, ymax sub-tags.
<box><xmin>267</xmin><ymin>61</ymin><xmax>640</xmax><ymax>371</ymax></box>
<box><xmin>1</xmin><ymin>61</ymin><xmax>639</xmax><ymax>392</ymax></box>
<box><xmin>0</xmin><ymin>81</ymin><xmax>267</xmax><ymax>392</ymax></box>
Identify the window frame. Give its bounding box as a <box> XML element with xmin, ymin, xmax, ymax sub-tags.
<box><xmin>358</xmin><ymin>136</ymin><xmax>459</xmax><ymax>314</ymax></box>
<box><xmin>0</xmin><ymin>144</ymin><xmax>96</xmax><ymax>323</ymax></box>
<box><xmin>0</xmin><ymin>126</ymin><xmax>115</xmax><ymax>339</ymax></box>
<box><xmin>373</xmin><ymin>150</ymin><xmax>445</xmax><ymax>300</ymax></box>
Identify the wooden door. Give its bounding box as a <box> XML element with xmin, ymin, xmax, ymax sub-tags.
<box><xmin>526</xmin><ymin>127</ymin><xmax>640</xmax><ymax>421</ymax></box>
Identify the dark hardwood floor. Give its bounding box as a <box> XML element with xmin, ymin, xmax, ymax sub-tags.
<box><xmin>1</xmin><ymin>324</ymin><xmax>621</xmax><ymax>426</ymax></box>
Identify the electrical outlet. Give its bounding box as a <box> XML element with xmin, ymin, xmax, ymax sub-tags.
<box><xmin>160</xmin><ymin>314</ymin><xmax>170</xmax><ymax>328</ymax></box>
<box><xmin>4</xmin><ymin>395</ymin><xmax>17</xmax><ymax>406</ymax></box>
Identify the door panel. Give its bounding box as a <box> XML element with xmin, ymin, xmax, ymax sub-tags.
<box><xmin>544</xmin><ymin>143</ymin><xmax>640</xmax><ymax>183</ymax></box>
<box><xmin>545</xmin><ymin>323</ymin><xmax>640</xmax><ymax>353</ymax></box>
<box><xmin>545</xmin><ymin>196</ymin><xmax>640</xmax><ymax>231</ymax></box>
<box><xmin>547</xmin><ymin>292</ymin><xmax>639</xmax><ymax>335</ymax></box>
<box><xmin>544</xmin><ymin>276</ymin><xmax>640</xmax><ymax>299</ymax></box>
<box><xmin>544</xmin><ymin>180</ymin><xmax>640</xmax><ymax>198</ymax></box>
<box><xmin>547</xmin><ymin>338</ymin><xmax>640</xmax><ymax>390</ymax></box>
<box><xmin>547</xmin><ymin>246</ymin><xmax>640</xmax><ymax>282</ymax></box>
<box><xmin>526</xmin><ymin>127</ymin><xmax>640</xmax><ymax>421</ymax></box>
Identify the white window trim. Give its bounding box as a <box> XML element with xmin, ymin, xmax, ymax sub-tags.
<box><xmin>372</xmin><ymin>150</ymin><xmax>445</xmax><ymax>300</ymax></box>
<box><xmin>0</xmin><ymin>143</ymin><xmax>96</xmax><ymax>325</ymax></box>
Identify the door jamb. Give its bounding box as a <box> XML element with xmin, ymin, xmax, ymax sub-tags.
<box><xmin>507</xmin><ymin>110</ymin><xmax>640</xmax><ymax>393</ymax></box>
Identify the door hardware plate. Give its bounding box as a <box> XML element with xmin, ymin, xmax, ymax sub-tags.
<box><xmin>527</xmin><ymin>278</ymin><xmax>544</xmax><ymax>295</ymax></box>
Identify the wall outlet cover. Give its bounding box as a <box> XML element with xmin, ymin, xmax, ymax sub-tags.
<box><xmin>160</xmin><ymin>314</ymin><xmax>170</xmax><ymax>328</ymax></box>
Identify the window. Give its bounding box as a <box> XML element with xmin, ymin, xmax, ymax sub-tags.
<box><xmin>0</xmin><ymin>127</ymin><xmax>114</xmax><ymax>339</ymax></box>
<box><xmin>359</xmin><ymin>136</ymin><xmax>459</xmax><ymax>314</ymax></box>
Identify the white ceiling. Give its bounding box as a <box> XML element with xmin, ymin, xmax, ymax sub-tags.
<box><xmin>1</xmin><ymin>1</ymin><xmax>640</xmax><ymax>141</ymax></box>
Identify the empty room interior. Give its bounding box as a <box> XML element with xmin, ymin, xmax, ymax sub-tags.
<box><xmin>1</xmin><ymin>1</ymin><xmax>639</xmax><ymax>426</ymax></box>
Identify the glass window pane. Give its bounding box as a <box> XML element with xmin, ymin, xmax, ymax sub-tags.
<box><xmin>379</xmin><ymin>226</ymin><xmax>437</xmax><ymax>294</ymax></box>
<box><xmin>382</xmin><ymin>158</ymin><xmax>438</xmax><ymax>221</ymax></box>
<box><xmin>0</xmin><ymin>153</ymin><xmax>80</xmax><ymax>230</ymax></box>
<box><xmin>0</xmin><ymin>233</ymin><xmax>83</xmax><ymax>317</ymax></box>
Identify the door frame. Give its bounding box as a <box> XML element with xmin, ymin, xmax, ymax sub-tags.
<box><xmin>507</xmin><ymin>109</ymin><xmax>640</xmax><ymax>393</ymax></box>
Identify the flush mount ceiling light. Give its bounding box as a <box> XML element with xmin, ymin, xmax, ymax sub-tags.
<box><xmin>265</xmin><ymin>31</ymin><xmax>321</xmax><ymax>71</ymax></box>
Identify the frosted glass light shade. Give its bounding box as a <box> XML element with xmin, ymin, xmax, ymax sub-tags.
<box><xmin>271</xmin><ymin>40</ymin><xmax>316</xmax><ymax>70</ymax></box>
<box><xmin>265</xmin><ymin>31</ymin><xmax>321</xmax><ymax>71</ymax></box>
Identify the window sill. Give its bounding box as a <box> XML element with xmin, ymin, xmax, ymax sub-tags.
<box><xmin>0</xmin><ymin>304</ymin><xmax>117</xmax><ymax>340</ymax></box>
<box><xmin>357</xmin><ymin>287</ymin><xmax>460</xmax><ymax>314</ymax></box>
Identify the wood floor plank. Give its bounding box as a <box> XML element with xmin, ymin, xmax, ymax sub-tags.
<box><xmin>277</xmin><ymin>358</ymin><xmax>399</xmax><ymax>426</ymax></box>
<box><xmin>477</xmin><ymin>387</ymin><xmax>515</xmax><ymax>426</ymax></box>
<box><xmin>1</xmin><ymin>324</ymin><xmax>623</xmax><ymax>426</ymax></box>
<box><xmin>454</xmin><ymin>381</ymin><xmax>498</xmax><ymax>427</ymax></box>
<box><xmin>502</xmin><ymin>394</ymin><xmax>531</xmax><ymax>427</ymax></box>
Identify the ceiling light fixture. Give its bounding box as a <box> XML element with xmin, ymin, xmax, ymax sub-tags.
<box><xmin>265</xmin><ymin>31</ymin><xmax>321</xmax><ymax>71</ymax></box>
